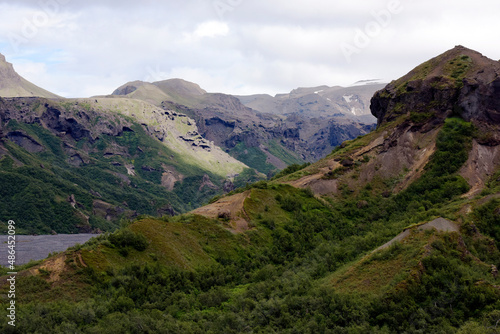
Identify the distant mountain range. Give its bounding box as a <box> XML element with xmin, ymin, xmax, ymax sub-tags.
<box><xmin>237</xmin><ymin>82</ymin><xmax>382</xmax><ymax>120</ymax></box>
<box><xmin>111</xmin><ymin>79</ymin><xmax>382</xmax><ymax>172</ymax></box>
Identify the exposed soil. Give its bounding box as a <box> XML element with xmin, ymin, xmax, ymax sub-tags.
<box><xmin>29</xmin><ymin>254</ymin><xmax>67</xmax><ymax>283</ymax></box>
<box><xmin>460</xmin><ymin>140</ymin><xmax>500</xmax><ymax>198</ymax></box>
<box><xmin>191</xmin><ymin>191</ymin><xmax>252</xmax><ymax>233</ymax></box>
<box><xmin>393</xmin><ymin>142</ymin><xmax>436</xmax><ymax>193</ymax></box>
<box><xmin>286</xmin><ymin>160</ymin><xmax>341</xmax><ymax>195</ymax></box>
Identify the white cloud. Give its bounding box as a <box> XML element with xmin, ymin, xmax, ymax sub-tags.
<box><xmin>1</xmin><ymin>1</ymin><xmax>500</xmax><ymax>97</ymax></box>
<box><xmin>193</xmin><ymin>21</ymin><xmax>229</xmax><ymax>39</ymax></box>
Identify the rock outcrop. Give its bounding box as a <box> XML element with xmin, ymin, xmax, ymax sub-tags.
<box><xmin>371</xmin><ymin>46</ymin><xmax>500</xmax><ymax>140</ymax></box>
<box><xmin>370</xmin><ymin>46</ymin><xmax>500</xmax><ymax>197</ymax></box>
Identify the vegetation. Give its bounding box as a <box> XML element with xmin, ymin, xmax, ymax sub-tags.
<box><xmin>396</xmin><ymin>117</ymin><xmax>473</xmax><ymax>206</ymax></box>
<box><xmin>2</xmin><ymin>111</ymin><xmax>500</xmax><ymax>333</ymax></box>
<box><xmin>271</xmin><ymin>162</ymin><xmax>311</xmax><ymax>180</ymax></box>
<box><xmin>229</xmin><ymin>141</ymin><xmax>279</xmax><ymax>175</ymax></box>
<box><xmin>0</xmin><ymin>103</ymin><xmax>256</xmax><ymax>234</ymax></box>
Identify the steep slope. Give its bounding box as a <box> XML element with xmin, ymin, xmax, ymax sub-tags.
<box><xmin>283</xmin><ymin>46</ymin><xmax>500</xmax><ymax>199</ymax></box>
<box><xmin>0</xmin><ymin>54</ymin><xmax>258</xmax><ymax>234</ymax></box>
<box><xmin>0</xmin><ymin>53</ymin><xmax>60</xmax><ymax>98</ymax></box>
<box><xmin>0</xmin><ymin>96</ymin><xmax>252</xmax><ymax>234</ymax></box>
<box><xmin>3</xmin><ymin>46</ymin><xmax>500</xmax><ymax>333</ymax></box>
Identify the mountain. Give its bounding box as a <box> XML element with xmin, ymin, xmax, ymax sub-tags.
<box><xmin>0</xmin><ymin>56</ymin><xmax>256</xmax><ymax>234</ymax></box>
<box><xmin>112</xmin><ymin>79</ymin><xmax>376</xmax><ymax>174</ymax></box>
<box><xmin>3</xmin><ymin>46</ymin><xmax>500</xmax><ymax>333</ymax></box>
<box><xmin>281</xmin><ymin>45</ymin><xmax>500</xmax><ymax>198</ymax></box>
<box><xmin>111</xmin><ymin>79</ymin><xmax>207</xmax><ymax>106</ymax></box>
<box><xmin>237</xmin><ymin>81</ymin><xmax>384</xmax><ymax>122</ymax></box>
<box><xmin>0</xmin><ymin>53</ymin><xmax>60</xmax><ymax>98</ymax></box>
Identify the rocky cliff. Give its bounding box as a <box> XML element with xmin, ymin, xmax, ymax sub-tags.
<box><xmin>371</xmin><ymin>46</ymin><xmax>500</xmax><ymax>140</ymax></box>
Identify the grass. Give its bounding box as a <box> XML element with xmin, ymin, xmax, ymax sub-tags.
<box><xmin>229</xmin><ymin>142</ymin><xmax>277</xmax><ymax>175</ymax></box>
<box><xmin>81</xmin><ymin>215</ymin><xmax>246</xmax><ymax>272</ymax></box>
<box><xmin>266</xmin><ymin>140</ymin><xmax>304</xmax><ymax>166</ymax></box>
<box><xmin>0</xmin><ymin>97</ymin><xmax>256</xmax><ymax>234</ymax></box>
<box><xmin>444</xmin><ymin>55</ymin><xmax>473</xmax><ymax>88</ymax></box>
<box><xmin>244</xmin><ymin>187</ymin><xmax>292</xmax><ymax>226</ymax></box>
<box><xmin>327</xmin><ymin>229</ymin><xmax>452</xmax><ymax>296</ymax></box>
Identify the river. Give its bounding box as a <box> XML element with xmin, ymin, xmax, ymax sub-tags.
<box><xmin>0</xmin><ymin>234</ymin><xmax>97</xmax><ymax>267</ymax></box>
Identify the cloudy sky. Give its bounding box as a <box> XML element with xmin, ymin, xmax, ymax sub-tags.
<box><xmin>0</xmin><ymin>0</ymin><xmax>499</xmax><ymax>98</ymax></box>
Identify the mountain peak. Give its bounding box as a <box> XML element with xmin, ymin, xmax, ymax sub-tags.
<box><xmin>0</xmin><ymin>53</ymin><xmax>60</xmax><ymax>98</ymax></box>
<box><xmin>152</xmin><ymin>78</ymin><xmax>207</xmax><ymax>96</ymax></box>
<box><xmin>371</xmin><ymin>46</ymin><xmax>500</xmax><ymax>136</ymax></box>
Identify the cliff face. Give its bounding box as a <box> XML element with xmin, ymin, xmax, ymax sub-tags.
<box><xmin>371</xmin><ymin>46</ymin><xmax>500</xmax><ymax>143</ymax></box>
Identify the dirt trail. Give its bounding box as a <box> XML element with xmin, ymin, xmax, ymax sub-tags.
<box><xmin>191</xmin><ymin>191</ymin><xmax>252</xmax><ymax>233</ymax></box>
<box><xmin>286</xmin><ymin>160</ymin><xmax>341</xmax><ymax>195</ymax></box>
<box><xmin>374</xmin><ymin>218</ymin><xmax>460</xmax><ymax>253</ymax></box>
<box><xmin>77</xmin><ymin>253</ymin><xmax>87</xmax><ymax>267</ymax></box>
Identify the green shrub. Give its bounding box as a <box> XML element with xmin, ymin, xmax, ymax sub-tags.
<box><xmin>109</xmin><ymin>229</ymin><xmax>148</xmax><ymax>251</ymax></box>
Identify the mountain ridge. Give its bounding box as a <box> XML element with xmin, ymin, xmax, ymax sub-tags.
<box><xmin>0</xmin><ymin>53</ymin><xmax>60</xmax><ymax>99</ymax></box>
<box><xmin>237</xmin><ymin>82</ymin><xmax>383</xmax><ymax>120</ymax></box>
<box><xmin>0</xmin><ymin>55</ymin><xmax>257</xmax><ymax>234</ymax></box>
<box><xmin>112</xmin><ymin>78</ymin><xmax>378</xmax><ymax>172</ymax></box>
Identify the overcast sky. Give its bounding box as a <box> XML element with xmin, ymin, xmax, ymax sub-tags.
<box><xmin>0</xmin><ymin>0</ymin><xmax>499</xmax><ymax>98</ymax></box>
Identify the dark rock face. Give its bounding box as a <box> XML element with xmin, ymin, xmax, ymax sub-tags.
<box><xmin>6</xmin><ymin>131</ymin><xmax>44</xmax><ymax>152</ymax></box>
<box><xmin>113</xmin><ymin>84</ymin><xmax>138</xmax><ymax>96</ymax></box>
<box><xmin>157</xmin><ymin>204</ymin><xmax>175</xmax><ymax>217</ymax></box>
<box><xmin>0</xmin><ymin>98</ymin><xmax>133</xmax><ymax>145</ymax></box>
<box><xmin>328</xmin><ymin>123</ymin><xmax>372</xmax><ymax>147</ymax></box>
<box><xmin>371</xmin><ymin>46</ymin><xmax>500</xmax><ymax>138</ymax></box>
<box><xmin>283</xmin><ymin>128</ymin><xmax>300</xmax><ymax>139</ymax></box>
<box><xmin>459</xmin><ymin>76</ymin><xmax>500</xmax><ymax>124</ymax></box>
<box><xmin>92</xmin><ymin>199</ymin><xmax>136</xmax><ymax>221</ymax></box>
<box><xmin>223</xmin><ymin>179</ymin><xmax>235</xmax><ymax>193</ymax></box>
<box><xmin>199</xmin><ymin>117</ymin><xmax>236</xmax><ymax>147</ymax></box>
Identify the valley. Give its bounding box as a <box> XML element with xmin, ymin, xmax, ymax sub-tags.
<box><xmin>1</xmin><ymin>46</ymin><xmax>500</xmax><ymax>333</ymax></box>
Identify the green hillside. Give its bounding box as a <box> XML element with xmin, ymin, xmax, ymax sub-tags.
<box><xmin>0</xmin><ymin>97</ymin><xmax>253</xmax><ymax>234</ymax></box>
<box><xmin>2</xmin><ymin>110</ymin><xmax>500</xmax><ymax>332</ymax></box>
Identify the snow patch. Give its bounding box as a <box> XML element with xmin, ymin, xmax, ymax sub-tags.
<box><xmin>343</xmin><ymin>94</ymin><xmax>353</xmax><ymax>103</ymax></box>
<box><xmin>351</xmin><ymin>107</ymin><xmax>362</xmax><ymax>116</ymax></box>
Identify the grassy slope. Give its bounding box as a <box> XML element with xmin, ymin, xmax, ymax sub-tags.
<box><xmin>73</xmin><ymin>98</ymin><xmax>247</xmax><ymax>178</ymax></box>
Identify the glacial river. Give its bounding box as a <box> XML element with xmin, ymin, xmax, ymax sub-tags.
<box><xmin>0</xmin><ymin>234</ymin><xmax>97</xmax><ymax>267</ymax></box>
